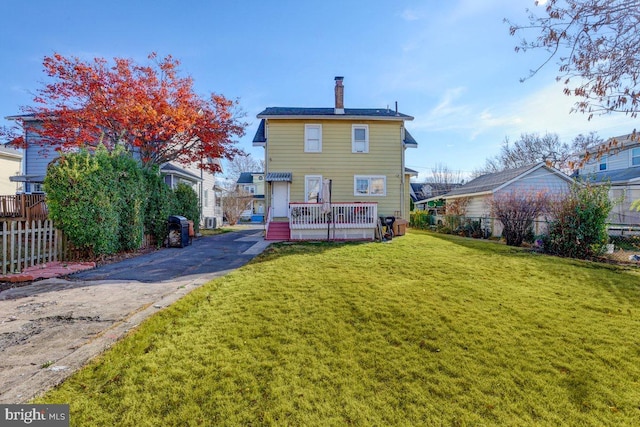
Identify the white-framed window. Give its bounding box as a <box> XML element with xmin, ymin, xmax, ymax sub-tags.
<box><xmin>243</xmin><ymin>184</ymin><xmax>256</xmax><ymax>194</ymax></box>
<box><xmin>354</xmin><ymin>175</ymin><xmax>386</xmax><ymax>196</ymax></box>
<box><xmin>599</xmin><ymin>155</ymin><xmax>608</xmax><ymax>171</ymax></box>
<box><xmin>305</xmin><ymin>175</ymin><xmax>322</xmax><ymax>202</ymax></box>
<box><xmin>305</xmin><ymin>124</ymin><xmax>322</xmax><ymax>152</ymax></box>
<box><xmin>352</xmin><ymin>124</ymin><xmax>369</xmax><ymax>153</ymax></box>
<box><xmin>632</xmin><ymin>148</ymin><xmax>640</xmax><ymax>166</ymax></box>
<box><xmin>204</xmin><ymin>189</ymin><xmax>209</xmax><ymax>207</ymax></box>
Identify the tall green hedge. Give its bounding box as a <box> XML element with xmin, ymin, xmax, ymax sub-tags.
<box><xmin>142</xmin><ymin>166</ymin><xmax>175</xmax><ymax>247</ymax></box>
<box><xmin>172</xmin><ymin>183</ymin><xmax>200</xmax><ymax>233</ymax></box>
<box><xmin>45</xmin><ymin>147</ymin><xmax>121</xmax><ymax>256</ymax></box>
<box><xmin>45</xmin><ymin>148</ymin><xmax>185</xmax><ymax>256</ymax></box>
<box><xmin>110</xmin><ymin>149</ymin><xmax>147</xmax><ymax>251</ymax></box>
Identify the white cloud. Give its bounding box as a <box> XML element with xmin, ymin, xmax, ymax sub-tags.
<box><xmin>400</xmin><ymin>9</ymin><xmax>421</xmax><ymax>21</ymax></box>
<box><xmin>412</xmin><ymin>81</ymin><xmax>638</xmax><ymax>144</ymax></box>
<box><xmin>411</xmin><ymin>87</ymin><xmax>473</xmax><ymax>131</ymax></box>
<box><xmin>502</xmin><ymin>82</ymin><xmax>638</xmax><ymax>140</ymax></box>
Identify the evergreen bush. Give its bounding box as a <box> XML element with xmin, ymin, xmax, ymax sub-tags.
<box><xmin>142</xmin><ymin>166</ymin><xmax>175</xmax><ymax>247</ymax></box>
<box><xmin>44</xmin><ymin>147</ymin><xmax>120</xmax><ymax>256</ymax></box>
<box><xmin>110</xmin><ymin>148</ymin><xmax>146</xmax><ymax>251</ymax></box>
<box><xmin>543</xmin><ymin>181</ymin><xmax>613</xmax><ymax>259</ymax></box>
<box><xmin>173</xmin><ymin>183</ymin><xmax>200</xmax><ymax>233</ymax></box>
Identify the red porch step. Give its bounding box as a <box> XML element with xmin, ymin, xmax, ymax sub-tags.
<box><xmin>266</xmin><ymin>222</ymin><xmax>290</xmax><ymax>240</ymax></box>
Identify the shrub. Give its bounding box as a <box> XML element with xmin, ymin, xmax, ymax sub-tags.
<box><xmin>490</xmin><ymin>190</ymin><xmax>549</xmax><ymax>247</ymax></box>
<box><xmin>45</xmin><ymin>148</ymin><xmax>120</xmax><ymax>256</ymax></box>
<box><xmin>142</xmin><ymin>166</ymin><xmax>175</xmax><ymax>246</ymax></box>
<box><xmin>222</xmin><ymin>189</ymin><xmax>252</xmax><ymax>226</ymax></box>
<box><xmin>109</xmin><ymin>148</ymin><xmax>146</xmax><ymax>251</ymax></box>
<box><xmin>409</xmin><ymin>211</ymin><xmax>433</xmax><ymax>229</ymax></box>
<box><xmin>543</xmin><ymin>181</ymin><xmax>613</xmax><ymax>259</ymax></box>
<box><xmin>173</xmin><ymin>183</ymin><xmax>200</xmax><ymax>233</ymax></box>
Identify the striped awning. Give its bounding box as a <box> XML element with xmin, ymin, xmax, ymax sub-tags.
<box><xmin>265</xmin><ymin>172</ymin><xmax>292</xmax><ymax>182</ymax></box>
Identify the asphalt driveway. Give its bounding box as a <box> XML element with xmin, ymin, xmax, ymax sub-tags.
<box><xmin>0</xmin><ymin>226</ymin><xmax>271</xmax><ymax>404</ymax></box>
<box><xmin>70</xmin><ymin>227</ymin><xmax>270</xmax><ymax>282</ymax></box>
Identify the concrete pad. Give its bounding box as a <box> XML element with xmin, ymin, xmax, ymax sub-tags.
<box><xmin>0</xmin><ymin>229</ymin><xmax>272</xmax><ymax>403</ymax></box>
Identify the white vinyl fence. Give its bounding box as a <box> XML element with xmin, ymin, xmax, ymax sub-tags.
<box><xmin>1</xmin><ymin>220</ymin><xmax>64</xmax><ymax>275</ymax></box>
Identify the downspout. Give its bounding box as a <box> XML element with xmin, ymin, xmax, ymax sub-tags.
<box><xmin>400</xmin><ymin>124</ymin><xmax>406</xmax><ymax>219</ymax></box>
<box><xmin>264</xmin><ymin>119</ymin><xmax>270</xmax><ymax>233</ymax></box>
<box><xmin>200</xmin><ymin>158</ymin><xmax>204</xmax><ymax>228</ymax></box>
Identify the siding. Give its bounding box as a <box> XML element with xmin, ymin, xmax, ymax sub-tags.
<box><xmin>0</xmin><ymin>156</ymin><xmax>21</xmax><ymax>194</ymax></box>
<box><xmin>266</xmin><ymin>119</ymin><xmax>406</xmax><ymax>217</ymax></box>
<box><xmin>580</xmin><ymin>147</ymin><xmax>636</xmax><ymax>174</ymax></box>
<box><xmin>464</xmin><ymin>195</ymin><xmax>491</xmax><ymax>218</ymax></box>
<box><xmin>25</xmin><ymin>123</ymin><xmax>59</xmax><ymax>177</ymax></box>
<box><xmin>499</xmin><ymin>167</ymin><xmax>571</xmax><ymax>195</ymax></box>
<box><xmin>182</xmin><ymin>162</ymin><xmax>222</xmax><ymax>227</ymax></box>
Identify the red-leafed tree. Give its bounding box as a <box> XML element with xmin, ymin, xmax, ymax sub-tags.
<box><xmin>3</xmin><ymin>53</ymin><xmax>246</xmax><ymax>172</ymax></box>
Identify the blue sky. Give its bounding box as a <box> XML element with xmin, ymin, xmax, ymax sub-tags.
<box><xmin>1</xmin><ymin>0</ymin><xmax>637</xmax><ymax>180</ymax></box>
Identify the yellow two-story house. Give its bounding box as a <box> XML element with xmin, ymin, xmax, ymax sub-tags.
<box><xmin>253</xmin><ymin>77</ymin><xmax>418</xmax><ymax>240</ymax></box>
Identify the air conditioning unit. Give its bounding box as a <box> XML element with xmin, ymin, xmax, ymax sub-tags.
<box><xmin>205</xmin><ymin>217</ymin><xmax>216</xmax><ymax>229</ymax></box>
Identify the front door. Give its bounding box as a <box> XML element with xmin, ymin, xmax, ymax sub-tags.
<box><xmin>272</xmin><ymin>181</ymin><xmax>289</xmax><ymax>218</ymax></box>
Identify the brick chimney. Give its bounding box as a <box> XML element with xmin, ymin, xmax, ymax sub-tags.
<box><xmin>334</xmin><ymin>76</ymin><xmax>344</xmax><ymax>114</ymax></box>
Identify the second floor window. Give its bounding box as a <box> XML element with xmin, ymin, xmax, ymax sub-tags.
<box><xmin>633</xmin><ymin>148</ymin><xmax>640</xmax><ymax>166</ymax></box>
<box><xmin>305</xmin><ymin>124</ymin><xmax>322</xmax><ymax>152</ymax></box>
<box><xmin>352</xmin><ymin>125</ymin><xmax>369</xmax><ymax>153</ymax></box>
<box><xmin>599</xmin><ymin>155</ymin><xmax>607</xmax><ymax>171</ymax></box>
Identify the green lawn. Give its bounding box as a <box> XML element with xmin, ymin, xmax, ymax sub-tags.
<box><xmin>37</xmin><ymin>230</ymin><xmax>640</xmax><ymax>426</ymax></box>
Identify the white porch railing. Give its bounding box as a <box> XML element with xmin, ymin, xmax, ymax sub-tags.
<box><xmin>289</xmin><ymin>202</ymin><xmax>377</xmax><ymax>229</ymax></box>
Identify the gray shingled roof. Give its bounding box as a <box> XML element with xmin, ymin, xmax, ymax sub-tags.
<box><xmin>253</xmin><ymin>119</ymin><xmax>267</xmax><ymax>144</ymax></box>
<box><xmin>581</xmin><ymin>168</ymin><xmax>640</xmax><ymax>184</ymax></box>
<box><xmin>257</xmin><ymin>107</ymin><xmax>414</xmax><ymax>120</ymax></box>
<box><xmin>586</xmin><ymin>132</ymin><xmax>639</xmax><ymax>155</ymax></box>
<box><xmin>445</xmin><ymin>163</ymin><xmax>544</xmax><ymax>197</ymax></box>
<box><xmin>252</xmin><ymin>118</ymin><xmax>418</xmax><ymax>146</ymax></box>
<box><xmin>404</xmin><ymin>129</ymin><xmax>417</xmax><ymax>146</ymax></box>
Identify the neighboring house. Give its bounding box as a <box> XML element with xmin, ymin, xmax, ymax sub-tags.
<box><xmin>419</xmin><ymin>162</ymin><xmax>573</xmax><ymax>237</ymax></box>
<box><xmin>161</xmin><ymin>161</ymin><xmax>224</xmax><ymax>229</ymax></box>
<box><xmin>576</xmin><ymin>132</ymin><xmax>640</xmax><ymax>225</ymax></box>
<box><xmin>0</xmin><ymin>145</ymin><xmax>22</xmax><ymax>194</ymax></box>
<box><xmin>236</xmin><ymin>171</ymin><xmax>266</xmax><ymax>223</ymax></box>
<box><xmin>5</xmin><ymin>114</ymin><xmax>223</xmax><ymax>229</ymax></box>
<box><xmin>253</xmin><ymin>76</ymin><xmax>418</xmax><ymax>240</ymax></box>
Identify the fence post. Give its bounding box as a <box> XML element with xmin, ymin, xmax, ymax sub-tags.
<box><xmin>1</xmin><ymin>221</ymin><xmax>6</xmax><ymax>275</ymax></box>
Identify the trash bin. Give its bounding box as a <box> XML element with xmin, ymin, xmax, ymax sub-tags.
<box><xmin>393</xmin><ymin>219</ymin><xmax>408</xmax><ymax>236</ymax></box>
<box><xmin>167</xmin><ymin>215</ymin><xmax>190</xmax><ymax>248</ymax></box>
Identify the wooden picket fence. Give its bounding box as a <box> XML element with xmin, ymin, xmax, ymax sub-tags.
<box><xmin>1</xmin><ymin>219</ymin><xmax>67</xmax><ymax>275</ymax></box>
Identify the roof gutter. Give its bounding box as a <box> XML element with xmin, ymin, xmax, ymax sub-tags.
<box><xmin>442</xmin><ymin>190</ymin><xmax>493</xmax><ymax>200</ymax></box>
<box><xmin>256</xmin><ymin>114</ymin><xmax>413</xmax><ymax>121</ymax></box>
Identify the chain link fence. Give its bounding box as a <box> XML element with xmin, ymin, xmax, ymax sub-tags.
<box><xmin>409</xmin><ymin>211</ymin><xmax>640</xmax><ymax>258</ymax></box>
